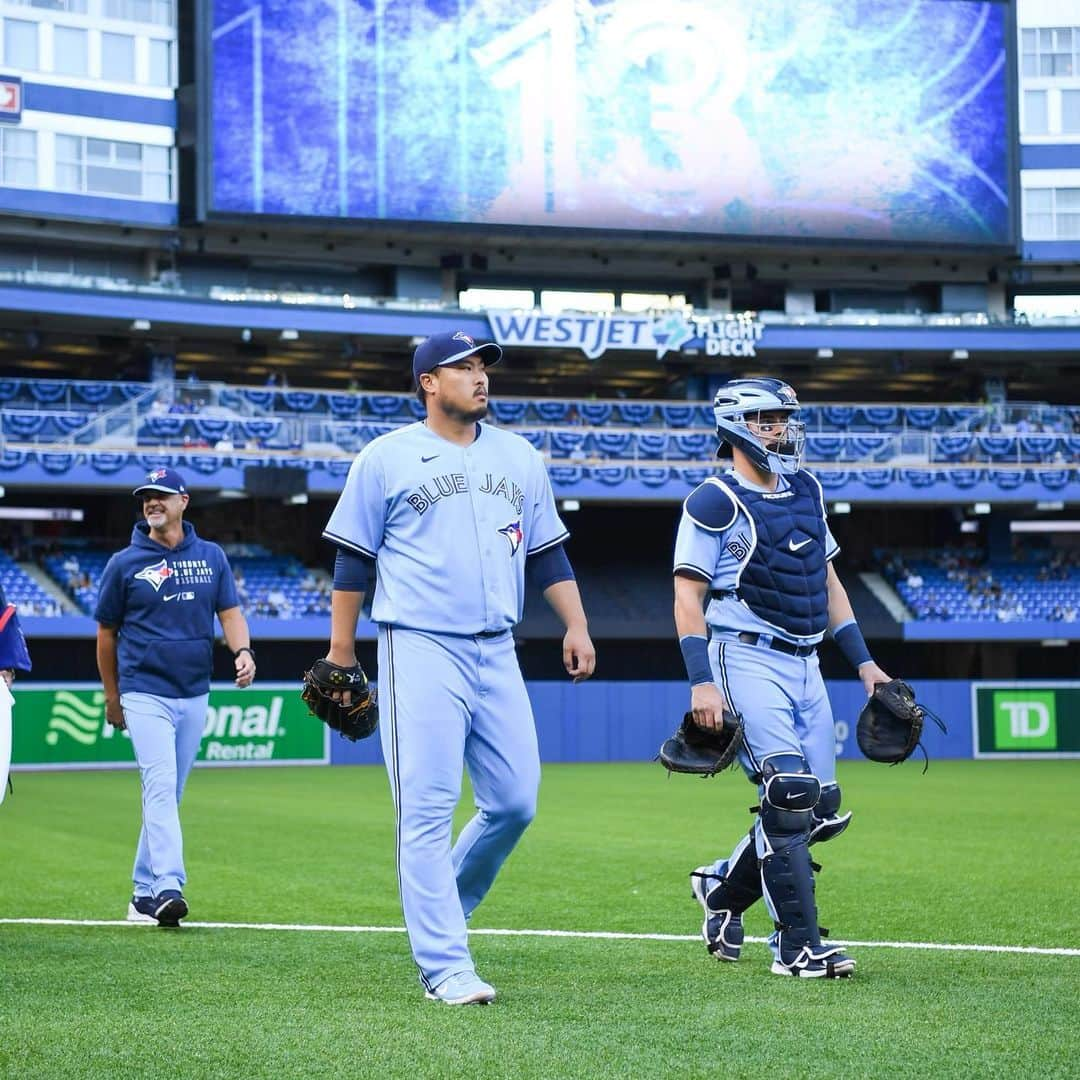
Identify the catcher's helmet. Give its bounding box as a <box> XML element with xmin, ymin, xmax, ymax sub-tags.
<box><xmin>712</xmin><ymin>377</ymin><xmax>805</xmax><ymax>475</ymax></box>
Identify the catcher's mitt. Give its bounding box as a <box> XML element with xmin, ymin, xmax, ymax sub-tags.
<box><xmin>658</xmin><ymin>710</ymin><xmax>745</xmax><ymax>777</ymax></box>
<box><xmin>301</xmin><ymin>658</ymin><xmax>378</xmax><ymax>741</ymax></box>
<box><xmin>856</xmin><ymin>678</ymin><xmax>946</xmax><ymax>772</ymax></box>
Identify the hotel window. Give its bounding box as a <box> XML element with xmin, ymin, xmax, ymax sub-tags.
<box><xmin>102</xmin><ymin>31</ymin><xmax>136</xmax><ymax>83</ymax></box>
<box><xmin>53</xmin><ymin>25</ymin><xmax>88</xmax><ymax>77</ymax></box>
<box><xmin>1023</xmin><ymin>90</ymin><xmax>1049</xmax><ymax>135</ymax></box>
<box><xmin>3</xmin><ymin>19</ymin><xmax>39</xmax><ymax>71</ymax></box>
<box><xmin>148</xmin><ymin>37</ymin><xmax>172</xmax><ymax>86</ymax></box>
<box><xmin>1021</xmin><ymin>27</ymin><xmax>1078</xmax><ymax>77</ymax></box>
<box><xmin>56</xmin><ymin>135</ymin><xmax>172</xmax><ymax>200</ymax></box>
<box><xmin>0</xmin><ymin>127</ymin><xmax>36</xmax><ymax>187</ymax></box>
<box><xmin>103</xmin><ymin>0</ymin><xmax>174</xmax><ymax>29</ymax></box>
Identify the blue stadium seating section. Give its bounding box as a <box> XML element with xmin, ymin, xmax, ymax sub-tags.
<box><xmin>40</xmin><ymin>546</ymin><xmax>330</xmax><ymax>619</ymax></box>
<box><xmin>0</xmin><ymin>380</ymin><xmax>1076</xmax><ymax>504</ymax></box>
<box><xmin>880</xmin><ymin>549</ymin><xmax>1080</xmax><ymax>623</ymax></box>
<box><xmin>0</xmin><ymin>550</ymin><xmax>64</xmax><ymax>616</ymax></box>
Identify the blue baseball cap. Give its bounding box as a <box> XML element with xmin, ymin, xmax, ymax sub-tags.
<box><xmin>133</xmin><ymin>467</ymin><xmax>187</xmax><ymax>497</ymax></box>
<box><xmin>412</xmin><ymin>331</ymin><xmax>502</xmax><ymax>385</ymax></box>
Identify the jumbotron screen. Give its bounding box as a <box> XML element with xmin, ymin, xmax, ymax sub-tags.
<box><xmin>205</xmin><ymin>0</ymin><xmax>1013</xmax><ymax>246</ymax></box>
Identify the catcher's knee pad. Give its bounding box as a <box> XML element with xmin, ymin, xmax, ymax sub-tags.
<box><xmin>809</xmin><ymin>783</ymin><xmax>852</xmax><ymax>846</ymax></box>
<box><xmin>759</xmin><ymin>754</ymin><xmax>821</xmax><ymax>836</ymax></box>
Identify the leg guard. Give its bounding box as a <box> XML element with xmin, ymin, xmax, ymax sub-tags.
<box><xmin>690</xmin><ymin>830</ymin><xmax>762</xmax><ymax>962</ymax></box>
<box><xmin>808</xmin><ymin>782</ymin><xmax>852</xmax><ymax>847</ymax></box>
<box><xmin>757</xmin><ymin>755</ymin><xmax>854</xmax><ymax>979</ymax></box>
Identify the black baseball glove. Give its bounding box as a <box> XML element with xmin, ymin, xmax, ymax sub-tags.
<box><xmin>856</xmin><ymin>678</ymin><xmax>946</xmax><ymax>771</ymax></box>
<box><xmin>658</xmin><ymin>710</ymin><xmax>745</xmax><ymax>777</ymax></box>
<box><xmin>301</xmin><ymin>658</ymin><xmax>378</xmax><ymax>741</ymax></box>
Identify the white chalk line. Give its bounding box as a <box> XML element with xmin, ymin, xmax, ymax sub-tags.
<box><xmin>1</xmin><ymin>918</ymin><xmax>1077</xmax><ymax>957</ymax></box>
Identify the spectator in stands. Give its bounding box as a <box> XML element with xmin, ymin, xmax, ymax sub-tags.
<box><xmin>1063</xmin><ymin>604</ymin><xmax>1077</xmax><ymax>623</ymax></box>
<box><xmin>266</xmin><ymin>586</ymin><xmax>291</xmax><ymax>617</ymax></box>
<box><xmin>62</xmin><ymin>553</ymin><xmax>81</xmax><ymax>587</ymax></box>
<box><xmin>94</xmin><ymin>467</ymin><xmax>256</xmax><ymax>929</ymax></box>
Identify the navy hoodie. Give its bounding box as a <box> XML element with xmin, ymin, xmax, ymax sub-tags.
<box><xmin>95</xmin><ymin>521</ymin><xmax>239</xmax><ymax>698</ymax></box>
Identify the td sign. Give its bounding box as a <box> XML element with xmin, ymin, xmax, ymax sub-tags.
<box><xmin>974</xmin><ymin>685</ymin><xmax>1079</xmax><ymax>758</ymax></box>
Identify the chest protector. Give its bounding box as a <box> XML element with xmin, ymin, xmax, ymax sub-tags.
<box><xmin>731</xmin><ymin>471</ymin><xmax>829</xmax><ymax>637</ymax></box>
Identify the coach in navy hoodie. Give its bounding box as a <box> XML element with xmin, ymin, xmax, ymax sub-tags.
<box><xmin>95</xmin><ymin>467</ymin><xmax>255</xmax><ymax>927</ymax></box>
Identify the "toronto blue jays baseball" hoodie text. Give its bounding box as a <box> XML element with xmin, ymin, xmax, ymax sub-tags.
<box><xmin>94</xmin><ymin>521</ymin><xmax>239</xmax><ymax>698</ymax></box>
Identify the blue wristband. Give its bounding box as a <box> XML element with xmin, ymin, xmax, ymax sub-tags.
<box><xmin>833</xmin><ymin>621</ymin><xmax>873</xmax><ymax>671</ymax></box>
<box><xmin>679</xmin><ymin>635</ymin><xmax>713</xmax><ymax>686</ymax></box>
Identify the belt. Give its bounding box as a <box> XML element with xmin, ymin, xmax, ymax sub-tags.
<box><xmin>476</xmin><ymin>628</ymin><xmax>510</xmax><ymax>639</ymax></box>
<box><xmin>737</xmin><ymin>630</ymin><xmax>816</xmax><ymax>658</ymax></box>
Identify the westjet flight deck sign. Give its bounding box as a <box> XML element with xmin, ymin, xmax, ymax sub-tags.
<box><xmin>487</xmin><ymin>310</ymin><xmax>765</xmax><ymax>361</ymax></box>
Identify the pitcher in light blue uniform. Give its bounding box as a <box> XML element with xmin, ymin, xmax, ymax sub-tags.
<box><xmin>673</xmin><ymin>379</ymin><xmax>891</xmax><ymax>978</ymax></box>
<box><xmin>322</xmin><ymin>331</ymin><xmax>595</xmax><ymax>1005</ymax></box>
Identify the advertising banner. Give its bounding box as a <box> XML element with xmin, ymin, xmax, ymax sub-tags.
<box><xmin>10</xmin><ymin>683</ymin><xmax>327</xmax><ymax>770</ymax></box>
<box><xmin>971</xmin><ymin>682</ymin><xmax>1080</xmax><ymax>759</ymax></box>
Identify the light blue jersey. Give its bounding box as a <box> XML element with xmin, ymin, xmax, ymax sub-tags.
<box><xmin>324</xmin><ymin>416</ymin><xmax>570</xmax><ymax>992</ymax></box>
<box><xmin>324</xmin><ymin>422</ymin><xmax>567</xmax><ymax>634</ymax></box>
<box><xmin>673</xmin><ymin>469</ymin><xmax>839</xmax><ymax>646</ymax></box>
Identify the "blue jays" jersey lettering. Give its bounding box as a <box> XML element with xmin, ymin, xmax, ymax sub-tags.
<box><xmin>324</xmin><ymin>422</ymin><xmax>568</xmax><ymax>634</ymax></box>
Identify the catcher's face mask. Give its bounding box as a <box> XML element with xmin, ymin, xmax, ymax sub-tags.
<box><xmin>713</xmin><ymin>378</ymin><xmax>806</xmax><ymax>475</ymax></box>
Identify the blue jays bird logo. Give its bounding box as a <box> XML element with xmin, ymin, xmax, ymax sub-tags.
<box><xmin>453</xmin><ymin>331</ymin><xmax>475</xmax><ymax>347</ymax></box>
<box><xmin>498</xmin><ymin>520</ymin><xmax>523</xmax><ymax>555</ymax></box>
<box><xmin>134</xmin><ymin>559</ymin><xmax>174</xmax><ymax>592</ymax></box>
<box><xmin>145</xmin><ymin>468</ymin><xmax>168</xmax><ymax>483</ymax></box>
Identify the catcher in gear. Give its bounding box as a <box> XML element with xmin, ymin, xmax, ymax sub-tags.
<box><xmin>672</xmin><ymin>378</ymin><xmax>893</xmax><ymax>979</ymax></box>
<box><xmin>857</xmin><ymin>678</ymin><xmax>946</xmax><ymax>771</ymax></box>
<box><xmin>659</xmin><ymin>710</ymin><xmax>744</xmax><ymax>777</ymax></box>
<box><xmin>301</xmin><ymin>658</ymin><xmax>377</xmax><ymax>741</ymax></box>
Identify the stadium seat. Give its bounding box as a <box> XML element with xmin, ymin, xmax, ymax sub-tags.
<box><xmin>637</xmin><ymin>466</ymin><xmax>671</xmax><ymax>486</ymax></box>
<box><xmin>328</xmin><ymin>393</ymin><xmax>362</xmax><ymax>418</ymax></box>
<box><xmin>933</xmin><ymin>433</ymin><xmax>974</xmax><ymax>462</ymax></box>
<box><xmin>592</xmin><ymin>465</ymin><xmax>629</xmax><ymax>486</ymax></box>
<box><xmin>282</xmin><ymin>391</ymin><xmax>323</xmax><ymax>412</ymax></box>
<box><xmin>806</xmin><ymin>434</ymin><xmax>843</xmax><ymax>461</ymax></box>
<box><xmin>976</xmin><ymin>434</ymin><xmax>1017</xmax><ymax>462</ymax></box>
<box><xmin>29</xmin><ymin>381</ymin><xmax>67</xmax><ymax>404</ymax></box>
<box><xmin>904</xmin><ymin>406</ymin><xmax>941</xmax><ymax>430</ymax></box>
<box><xmin>578</xmin><ymin>402</ymin><xmax>613</xmax><ymax>425</ymax></box>
<box><xmin>659</xmin><ymin>404</ymin><xmax>697</xmax><ymax>428</ymax></box>
<box><xmin>366</xmin><ymin>394</ymin><xmax>407</xmax><ymax>420</ymax></box>
<box><xmin>241</xmin><ymin>389</ymin><xmax>276</xmax><ymax>410</ymax></box>
<box><xmin>858</xmin><ymin>405</ymin><xmax>900</xmax><ymax>430</ymax></box>
<box><xmin>822</xmin><ymin>405</ymin><xmax>854</xmax><ymax>429</ymax></box>
<box><xmin>616</xmin><ymin>402</ymin><xmax>655</xmax><ymax>426</ymax></box>
<box><xmin>535</xmin><ymin>401</ymin><xmax>572</xmax><ymax>423</ymax></box>
<box><xmin>550</xmin><ymin>431</ymin><xmax>587</xmax><ymax>458</ymax></box>
<box><xmin>669</xmin><ymin>432</ymin><xmax>711</xmax><ymax>459</ymax></box>
<box><xmin>489</xmin><ymin>400</ymin><xmax>530</xmax><ymax>424</ymax></box>
<box><xmin>591</xmin><ymin>431</ymin><xmax>635</xmax><ymax>458</ymax></box>
<box><xmin>635</xmin><ymin>433</ymin><xmax>669</xmax><ymax>458</ymax></box>
<box><xmin>947</xmin><ymin>468</ymin><xmax>984</xmax><ymax>488</ymax></box>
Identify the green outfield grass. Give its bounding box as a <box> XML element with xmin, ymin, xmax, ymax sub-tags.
<box><xmin>1</xmin><ymin>760</ymin><xmax>1077</xmax><ymax>1079</ymax></box>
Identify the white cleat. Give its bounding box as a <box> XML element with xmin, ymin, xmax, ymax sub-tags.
<box><xmin>424</xmin><ymin>971</ymin><xmax>497</xmax><ymax>1005</ymax></box>
<box><xmin>125</xmin><ymin>897</ymin><xmax>158</xmax><ymax>924</ymax></box>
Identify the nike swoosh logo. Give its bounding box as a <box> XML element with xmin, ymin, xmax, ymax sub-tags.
<box><xmin>789</xmin><ymin>538</ymin><xmax>812</xmax><ymax>552</ymax></box>
<box><xmin>421</xmin><ymin>455</ymin><xmax>439</xmax><ymax>463</ymax></box>
<box><xmin>785</xmin><ymin>792</ymin><xmax>804</xmax><ymax>801</ymax></box>
<box><xmin>163</xmin><ymin>593</ymin><xmax>179</xmax><ymax>602</ymax></box>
